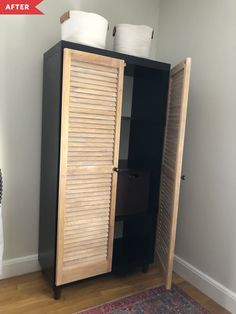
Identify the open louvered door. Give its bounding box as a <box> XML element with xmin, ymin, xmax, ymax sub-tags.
<box><xmin>156</xmin><ymin>58</ymin><xmax>191</xmax><ymax>289</ymax></box>
<box><xmin>56</xmin><ymin>49</ymin><xmax>124</xmax><ymax>285</ymax></box>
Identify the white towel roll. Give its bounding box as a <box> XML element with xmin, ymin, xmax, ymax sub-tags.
<box><xmin>113</xmin><ymin>24</ymin><xmax>153</xmax><ymax>58</ymax></box>
<box><xmin>61</xmin><ymin>11</ymin><xmax>108</xmax><ymax>49</ymax></box>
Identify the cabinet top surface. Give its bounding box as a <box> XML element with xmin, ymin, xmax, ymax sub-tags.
<box><xmin>45</xmin><ymin>41</ymin><xmax>170</xmax><ymax>72</ymax></box>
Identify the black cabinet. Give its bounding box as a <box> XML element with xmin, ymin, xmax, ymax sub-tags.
<box><xmin>39</xmin><ymin>40</ymin><xmax>191</xmax><ymax>298</ymax></box>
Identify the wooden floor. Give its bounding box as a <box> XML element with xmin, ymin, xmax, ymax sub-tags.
<box><xmin>0</xmin><ymin>266</ymin><xmax>229</xmax><ymax>314</ymax></box>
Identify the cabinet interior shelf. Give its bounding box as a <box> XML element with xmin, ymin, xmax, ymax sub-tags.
<box><xmin>122</xmin><ymin>116</ymin><xmax>132</xmax><ymax>120</ymax></box>
<box><xmin>121</xmin><ymin>116</ymin><xmax>160</xmax><ymax>123</ymax></box>
<box><xmin>115</xmin><ymin>212</ymin><xmax>148</xmax><ymax>221</ymax></box>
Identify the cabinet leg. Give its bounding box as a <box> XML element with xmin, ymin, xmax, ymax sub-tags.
<box><xmin>142</xmin><ymin>264</ymin><xmax>149</xmax><ymax>273</ymax></box>
<box><xmin>53</xmin><ymin>286</ymin><xmax>61</xmax><ymax>300</ymax></box>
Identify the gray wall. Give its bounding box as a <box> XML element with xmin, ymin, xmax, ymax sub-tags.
<box><xmin>157</xmin><ymin>0</ymin><xmax>236</xmax><ymax>292</ymax></box>
<box><xmin>0</xmin><ymin>0</ymin><xmax>160</xmax><ymax>260</ymax></box>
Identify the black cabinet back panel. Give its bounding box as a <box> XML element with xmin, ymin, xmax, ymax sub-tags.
<box><xmin>113</xmin><ymin>65</ymin><xmax>170</xmax><ymax>268</ymax></box>
<box><xmin>129</xmin><ymin>66</ymin><xmax>169</xmax><ymax>170</ymax></box>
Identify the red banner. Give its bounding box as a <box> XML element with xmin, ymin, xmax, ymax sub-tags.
<box><xmin>0</xmin><ymin>0</ymin><xmax>44</xmax><ymax>14</ymax></box>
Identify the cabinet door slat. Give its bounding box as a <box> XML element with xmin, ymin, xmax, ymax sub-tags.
<box><xmin>70</xmin><ymin>81</ymin><xmax>117</xmax><ymax>93</ymax></box>
<box><xmin>72</xmin><ymin>60</ymin><xmax>118</xmax><ymax>73</ymax></box>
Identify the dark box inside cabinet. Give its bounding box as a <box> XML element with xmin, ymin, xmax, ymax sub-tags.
<box><xmin>116</xmin><ymin>170</ymin><xmax>150</xmax><ymax>217</ymax></box>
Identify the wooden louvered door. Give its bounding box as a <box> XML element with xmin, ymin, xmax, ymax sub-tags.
<box><xmin>156</xmin><ymin>58</ymin><xmax>191</xmax><ymax>289</ymax></box>
<box><xmin>56</xmin><ymin>49</ymin><xmax>124</xmax><ymax>285</ymax></box>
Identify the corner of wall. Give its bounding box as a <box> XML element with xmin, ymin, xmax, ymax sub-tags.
<box><xmin>174</xmin><ymin>255</ymin><xmax>236</xmax><ymax>313</ymax></box>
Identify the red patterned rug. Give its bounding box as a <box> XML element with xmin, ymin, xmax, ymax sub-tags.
<box><xmin>78</xmin><ymin>285</ymin><xmax>210</xmax><ymax>313</ymax></box>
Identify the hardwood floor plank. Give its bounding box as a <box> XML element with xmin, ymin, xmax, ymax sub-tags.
<box><xmin>0</xmin><ymin>266</ymin><xmax>229</xmax><ymax>314</ymax></box>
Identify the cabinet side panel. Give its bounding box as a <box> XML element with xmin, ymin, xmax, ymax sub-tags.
<box><xmin>38</xmin><ymin>49</ymin><xmax>62</xmax><ymax>286</ymax></box>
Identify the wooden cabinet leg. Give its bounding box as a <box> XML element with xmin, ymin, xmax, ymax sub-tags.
<box><xmin>53</xmin><ymin>286</ymin><xmax>61</xmax><ymax>300</ymax></box>
<box><xmin>142</xmin><ymin>264</ymin><xmax>149</xmax><ymax>273</ymax></box>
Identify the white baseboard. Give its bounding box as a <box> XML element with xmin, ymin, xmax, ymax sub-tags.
<box><xmin>174</xmin><ymin>255</ymin><xmax>236</xmax><ymax>313</ymax></box>
<box><xmin>0</xmin><ymin>254</ymin><xmax>41</xmax><ymax>280</ymax></box>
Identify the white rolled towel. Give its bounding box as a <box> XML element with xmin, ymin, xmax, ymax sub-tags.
<box><xmin>61</xmin><ymin>10</ymin><xmax>108</xmax><ymax>49</ymax></box>
<box><xmin>113</xmin><ymin>24</ymin><xmax>154</xmax><ymax>58</ymax></box>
